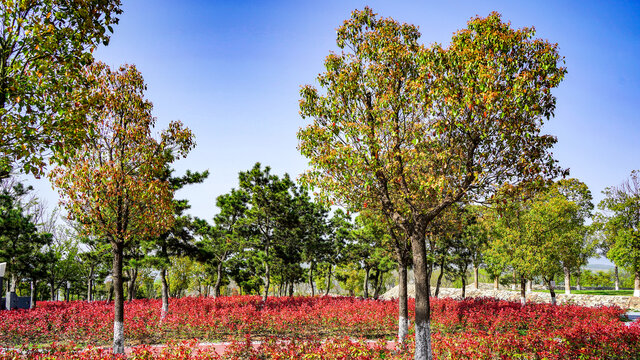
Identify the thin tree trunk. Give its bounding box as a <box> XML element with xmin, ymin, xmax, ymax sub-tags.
<box><xmin>527</xmin><ymin>279</ymin><xmax>533</xmax><ymax>293</ymax></box>
<box><xmin>50</xmin><ymin>281</ymin><xmax>56</xmax><ymax>301</ymax></box>
<box><xmin>363</xmin><ymin>267</ymin><xmax>370</xmax><ymax>298</ymax></box>
<box><xmin>128</xmin><ymin>267</ymin><xmax>138</xmax><ymax>301</ymax></box>
<box><xmin>434</xmin><ymin>259</ymin><xmax>445</xmax><ymax>298</ymax></box>
<box><xmin>520</xmin><ymin>276</ymin><xmax>527</xmax><ymax>306</ymax></box>
<box><xmin>161</xmin><ymin>268</ymin><xmax>169</xmax><ymax>320</ymax></box>
<box><xmin>563</xmin><ymin>265</ymin><xmax>571</xmax><ymax>295</ymax></box>
<box><xmin>546</xmin><ymin>277</ymin><xmax>556</xmax><ymax>305</ymax></box>
<box><xmin>30</xmin><ymin>280</ymin><xmax>36</xmax><ymax>309</ymax></box>
<box><xmin>512</xmin><ymin>271</ymin><xmax>517</xmax><ymax>291</ymax></box>
<box><xmin>473</xmin><ymin>265</ymin><xmax>479</xmax><ymax>289</ymax></box>
<box><xmin>288</xmin><ymin>281</ymin><xmax>294</xmax><ymax>297</ymax></box>
<box><xmin>398</xmin><ymin>261</ymin><xmax>409</xmax><ymax>344</ymax></box>
<box><xmin>614</xmin><ymin>266</ymin><xmax>620</xmax><ymax>291</ymax></box>
<box><xmin>411</xmin><ymin>231</ymin><xmax>433</xmax><ymax>360</ymax></box>
<box><xmin>213</xmin><ymin>262</ymin><xmax>223</xmax><ymax>298</ymax></box>
<box><xmin>263</xmin><ymin>245</ymin><xmax>270</xmax><ymax>302</ymax></box>
<box><xmin>373</xmin><ymin>269</ymin><xmax>382</xmax><ymax>299</ymax></box>
<box><xmin>308</xmin><ymin>264</ymin><xmax>315</xmax><ymax>297</ymax></box>
<box><xmin>635</xmin><ymin>270</ymin><xmax>640</xmax><ymax>297</ymax></box>
<box><xmin>108</xmin><ymin>282</ymin><xmax>114</xmax><ymax>303</ymax></box>
<box><xmin>112</xmin><ymin>242</ymin><xmax>125</xmax><ymax>354</ymax></box>
<box><xmin>576</xmin><ymin>273</ymin><xmax>581</xmax><ymax>291</ymax></box>
<box><xmin>493</xmin><ymin>275</ymin><xmax>499</xmax><ymax>290</ymax></box>
<box><xmin>324</xmin><ymin>265</ymin><xmax>332</xmax><ymax>296</ymax></box>
<box><xmin>461</xmin><ymin>273</ymin><xmax>466</xmax><ymax>299</ymax></box>
<box><xmin>87</xmin><ymin>267</ymin><xmax>94</xmax><ymax>302</ymax></box>
<box><xmin>10</xmin><ymin>273</ymin><xmax>17</xmax><ymax>292</ymax></box>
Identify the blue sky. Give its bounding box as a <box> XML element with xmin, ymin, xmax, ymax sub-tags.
<box><xmin>30</xmin><ymin>1</ymin><xmax>639</xmax><ymax>255</ymax></box>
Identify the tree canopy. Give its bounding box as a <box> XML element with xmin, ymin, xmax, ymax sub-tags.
<box><xmin>298</xmin><ymin>8</ymin><xmax>566</xmax><ymax>360</ymax></box>
<box><xmin>0</xmin><ymin>0</ymin><xmax>122</xmax><ymax>177</ymax></box>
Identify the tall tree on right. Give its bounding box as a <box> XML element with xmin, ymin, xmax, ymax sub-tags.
<box><xmin>597</xmin><ymin>170</ymin><xmax>640</xmax><ymax>297</ymax></box>
<box><xmin>297</xmin><ymin>8</ymin><xmax>565</xmax><ymax>360</ymax></box>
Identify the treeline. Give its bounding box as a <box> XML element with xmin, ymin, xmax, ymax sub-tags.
<box><xmin>3</xmin><ymin>167</ymin><xmax>639</xmax><ymax>307</ymax></box>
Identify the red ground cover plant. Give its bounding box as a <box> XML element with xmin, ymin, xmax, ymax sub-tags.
<box><xmin>1</xmin><ymin>296</ymin><xmax>639</xmax><ymax>359</ymax></box>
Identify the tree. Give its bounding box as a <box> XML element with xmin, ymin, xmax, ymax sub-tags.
<box><xmin>350</xmin><ymin>212</ymin><xmax>394</xmax><ymax>299</ymax></box>
<box><xmin>0</xmin><ymin>181</ymin><xmax>52</xmax><ymax>296</ymax></box>
<box><xmin>237</xmin><ymin>163</ymin><xmax>297</xmax><ymax>302</ymax></box>
<box><xmin>598</xmin><ymin>170</ymin><xmax>640</xmax><ymax>297</ymax></box>
<box><xmin>315</xmin><ymin>208</ymin><xmax>350</xmax><ymax>296</ymax></box>
<box><xmin>50</xmin><ymin>63</ymin><xmax>194</xmax><ymax>354</ymax></box>
<box><xmin>297</xmin><ymin>9</ymin><xmax>565</xmax><ymax>359</ymax></box>
<box><xmin>196</xmin><ymin>187</ymin><xmax>248</xmax><ymax>298</ymax></box>
<box><xmin>143</xmin><ymin>166</ymin><xmax>208</xmax><ymax>318</ymax></box>
<box><xmin>0</xmin><ymin>0</ymin><xmax>122</xmax><ymax>177</ymax></box>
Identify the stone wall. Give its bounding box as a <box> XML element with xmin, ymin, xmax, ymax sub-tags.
<box><xmin>382</xmin><ymin>284</ymin><xmax>639</xmax><ymax>310</ymax></box>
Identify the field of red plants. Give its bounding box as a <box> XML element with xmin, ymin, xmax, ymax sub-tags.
<box><xmin>1</xmin><ymin>295</ymin><xmax>639</xmax><ymax>359</ymax></box>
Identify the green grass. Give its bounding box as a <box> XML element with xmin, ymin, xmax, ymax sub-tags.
<box><xmin>530</xmin><ymin>289</ymin><xmax>634</xmax><ymax>296</ymax></box>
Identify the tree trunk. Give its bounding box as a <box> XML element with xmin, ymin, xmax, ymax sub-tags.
<box><xmin>128</xmin><ymin>267</ymin><xmax>138</xmax><ymax>301</ymax></box>
<box><xmin>411</xmin><ymin>231</ymin><xmax>433</xmax><ymax>360</ymax></box>
<box><xmin>10</xmin><ymin>272</ymin><xmax>17</xmax><ymax>292</ymax></box>
<box><xmin>614</xmin><ymin>266</ymin><xmax>620</xmax><ymax>291</ymax></box>
<box><xmin>434</xmin><ymin>259</ymin><xmax>445</xmax><ymax>298</ymax></box>
<box><xmin>213</xmin><ymin>262</ymin><xmax>223</xmax><ymax>298</ymax></box>
<box><xmin>473</xmin><ymin>265</ymin><xmax>479</xmax><ymax>289</ymax></box>
<box><xmin>398</xmin><ymin>261</ymin><xmax>409</xmax><ymax>343</ymax></box>
<box><xmin>546</xmin><ymin>277</ymin><xmax>556</xmax><ymax>305</ymax></box>
<box><xmin>108</xmin><ymin>282</ymin><xmax>114</xmax><ymax>303</ymax></box>
<box><xmin>634</xmin><ymin>270</ymin><xmax>640</xmax><ymax>297</ymax></box>
<box><xmin>161</xmin><ymin>268</ymin><xmax>169</xmax><ymax>320</ymax></box>
<box><xmin>308</xmin><ymin>264</ymin><xmax>315</xmax><ymax>297</ymax></box>
<box><xmin>527</xmin><ymin>279</ymin><xmax>533</xmax><ymax>293</ymax></box>
<box><xmin>461</xmin><ymin>273</ymin><xmax>466</xmax><ymax>299</ymax></box>
<box><xmin>30</xmin><ymin>280</ymin><xmax>36</xmax><ymax>309</ymax></box>
<box><xmin>563</xmin><ymin>265</ymin><xmax>571</xmax><ymax>295</ymax></box>
<box><xmin>87</xmin><ymin>266</ymin><xmax>94</xmax><ymax>302</ymax></box>
<box><xmin>363</xmin><ymin>267</ymin><xmax>370</xmax><ymax>298</ymax></box>
<box><xmin>576</xmin><ymin>274</ymin><xmax>581</xmax><ymax>291</ymax></box>
<box><xmin>263</xmin><ymin>247</ymin><xmax>270</xmax><ymax>302</ymax></box>
<box><xmin>50</xmin><ymin>281</ymin><xmax>56</xmax><ymax>301</ymax></box>
<box><xmin>512</xmin><ymin>271</ymin><xmax>517</xmax><ymax>291</ymax></box>
<box><xmin>493</xmin><ymin>275</ymin><xmax>499</xmax><ymax>290</ymax></box>
<box><xmin>373</xmin><ymin>269</ymin><xmax>382</xmax><ymax>299</ymax></box>
<box><xmin>324</xmin><ymin>265</ymin><xmax>332</xmax><ymax>296</ymax></box>
<box><xmin>519</xmin><ymin>276</ymin><xmax>527</xmax><ymax>306</ymax></box>
<box><xmin>112</xmin><ymin>242</ymin><xmax>125</xmax><ymax>354</ymax></box>
<box><xmin>288</xmin><ymin>281</ymin><xmax>294</xmax><ymax>297</ymax></box>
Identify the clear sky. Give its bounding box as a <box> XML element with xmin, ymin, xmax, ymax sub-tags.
<box><xmin>28</xmin><ymin>0</ymin><xmax>639</xmax><ymax>256</ymax></box>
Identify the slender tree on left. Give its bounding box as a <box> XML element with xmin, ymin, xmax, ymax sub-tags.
<box><xmin>50</xmin><ymin>62</ymin><xmax>194</xmax><ymax>354</ymax></box>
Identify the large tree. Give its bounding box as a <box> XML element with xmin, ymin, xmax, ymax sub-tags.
<box><xmin>50</xmin><ymin>62</ymin><xmax>194</xmax><ymax>353</ymax></box>
<box><xmin>598</xmin><ymin>170</ymin><xmax>640</xmax><ymax>297</ymax></box>
<box><xmin>297</xmin><ymin>9</ymin><xmax>565</xmax><ymax>359</ymax></box>
<box><xmin>0</xmin><ymin>0</ymin><xmax>122</xmax><ymax>177</ymax></box>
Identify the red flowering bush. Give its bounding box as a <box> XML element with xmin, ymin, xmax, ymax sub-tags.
<box><xmin>1</xmin><ymin>296</ymin><xmax>639</xmax><ymax>359</ymax></box>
